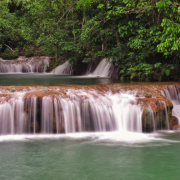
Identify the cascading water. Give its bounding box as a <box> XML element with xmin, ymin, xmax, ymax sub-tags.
<box><xmin>0</xmin><ymin>57</ymin><xmax>49</xmax><ymax>73</ymax></box>
<box><xmin>41</xmin><ymin>97</ymin><xmax>54</xmax><ymax>133</ymax></box>
<box><xmin>0</xmin><ymin>95</ymin><xmax>25</xmax><ymax>135</ymax></box>
<box><xmin>51</xmin><ymin>61</ymin><xmax>72</xmax><ymax>74</ymax></box>
<box><xmin>0</xmin><ymin>88</ymin><xmax>143</xmax><ymax>135</ymax></box>
<box><xmin>0</xmin><ymin>83</ymin><xmax>175</xmax><ymax>135</ymax></box>
<box><xmin>87</xmin><ymin>58</ymin><xmax>113</xmax><ymax>77</ymax></box>
<box><xmin>24</xmin><ymin>96</ymin><xmax>37</xmax><ymax>133</ymax></box>
<box><xmin>162</xmin><ymin>85</ymin><xmax>180</xmax><ymax>124</ymax></box>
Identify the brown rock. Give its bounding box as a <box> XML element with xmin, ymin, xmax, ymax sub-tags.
<box><xmin>173</xmin><ymin>125</ymin><xmax>180</xmax><ymax>130</ymax></box>
<box><xmin>170</xmin><ymin>116</ymin><xmax>179</xmax><ymax>130</ymax></box>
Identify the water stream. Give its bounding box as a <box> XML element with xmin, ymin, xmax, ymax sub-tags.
<box><xmin>0</xmin><ymin>59</ymin><xmax>180</xmax><ymax>179</ymax></box>
<box><xmin>0</xmin><ymin>131</ymin><xmax>180</xmax><ymax>180</ymax></box>
<box><xmin>0</xmin><ymin>57</ymin><xmax>113</xmax><ymax>77</ymax></box>
<box><xmin>87</xmin><ymin>58</ymin><xmax>113</xmax><ymax>77</ymax></box>
<box><xmin>0</xmin><ymin>88</ymin><xmax>144</xmax><ymax>135</ymax></box>
<box><xmin>162</xmin><ymin>85</ymin><xmax>180</xmax><ymax>124</ymax></box>
<box><xmin>50</xmin><ymin>61</ymin><xmax>72</xmax><ymax>74</ymax></box>
<box><xmin>0</xmin><ymin>57</ymin><xmax>49</xmax><ymax>73</ymax></box>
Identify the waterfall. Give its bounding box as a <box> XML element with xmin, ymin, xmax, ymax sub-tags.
<box><xmin>0</xmin><ymin>89</ymin><xmax>144</xmax><ymax>135</ymax></box>
<box><xmin>162</xmin><ymin>85</ymin><xmax>180</xmax><ymax>124</ymax></box>
<box><xmin>87</xmin><ymin>58</ymin><xmax>113</xmax><ymax>77</ymax></box>
<box><xmin>0</xmin><ymin>57</ymin><xmax>49</xmax><ymax>73</ymax></box>
<box><xmin>51</xmin><ymin>61</ymin><xmax>72</xmax><ymax>74</ymax></box>
<box><xmin>24</xmin><ymin>96</ymin><xmax>37</xmax><ymax>133</ymax></box>
<box><xmin>0</xmin><ymin>95</ymin><xmax>25</xmax><ymax>135</ymax></box>
<box><xmin>0</xmin><ymin>84</ymin><xmax>175</xmax><ymax>135</ymax></box>
<box><xmin>41</xmin><ymin>97</ymin><xmax>54</xmax><ymax>133</ymax></box>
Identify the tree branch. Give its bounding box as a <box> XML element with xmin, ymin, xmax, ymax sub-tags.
<box><xmin>4</xmin><ymin>44</ymin><xmax>14</xmax><ymax>52</ymax></box>
<box><xmin>56</xmin><ymin>1</ymin><xmax>78</xmax><ymax>25</ymax></box>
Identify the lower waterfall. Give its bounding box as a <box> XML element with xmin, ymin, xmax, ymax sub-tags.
<box><xmin>161</xmin><ymin>85</ymin><xmax>180</xmax><ymax>124</ymax></box>
<box><xmin>0</xmin><ymin>89</ymin><xmax>143</xmax><ymax>135</ymax></box>
<box><xmin>0</xmin><ymin>95</ymin><xmax>25</xmax><ymax>134</ymax></box>
<box><xmin>0</xmin><ymin>84</ymin><xmax>177</xmax><ymax>135</ymax></box>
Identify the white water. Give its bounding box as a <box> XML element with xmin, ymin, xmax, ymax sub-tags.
<box><xmin>162</xmin><ymin>85</ymin><xmax>180</xmax><ymax>124</ymax></box>
<box><xmin>0</xmin><ymin>131</ymin><xmax>178</xmax><ymax>144</ymax></box>
<box><xmin>87</xmin><ymin>58</ymin><xmax>113</xmax><ymax>77</ymax></box>
<box><xmin>0</xmin><ymin>95</ymin><xmax>25</xmax><ymax>135</ymax></box>
<box><xmin>0</xmin><ymin>85</ymin><xmax>176</xmax><ymax>135</ymax></box>
<box><xmin>0</xmin><ymin>57</ymin><xmax>72</xmax><ymax>75</ymax></box>
<box><xmin>0</xmin><ymin>89</ymin><xmax>143</xmax><ymax>135</ymax></box>
<box><xmin>24</xmin><ymin>96</ymin><xmax>37</xmax><ymax>133</ymax></box>
<box><xmin>41</xmin><ymin>97</ymin><xmax>54</xmax><ymax>133</ymax></box>
<box><xmin>52</xmin><ymin>90</ymin><xmax>142</xmax><ymax>133</ymax></box>
<box><xmin>50</xmin><ymin>61</ymin><xmax>72</xmax><ymax>74</ymax></box>
<box><xmin>0</xmin><ymin>57</ymin><xmax>49</xmax><ymax>73</ymax></box>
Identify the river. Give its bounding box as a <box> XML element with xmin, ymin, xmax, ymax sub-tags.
<box><xmin>0</xmin><ymin>132</ymin><xmax>180</xmax><ymax>180</ymax></box>
<box><xmin>0</xmin><ymin>58</ymin><xmax>180</xmax><ymax>179</ymax></box>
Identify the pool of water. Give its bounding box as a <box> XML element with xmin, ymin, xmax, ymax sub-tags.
<box><xmin>1</xmin><ymin>74</ymin><xmax>179</xmax><ymax>86</ymax></box>
<box><xmin>0</xmin><ymin>74</ymin><xmax>122</xmax><ymax>86</ymax></box>
<box><xmin>1</xmin><ymin>74</ymin><xmax>180</xmax><ymax>180</ymax></box>
<box><xmin>0</xmin><ymin>131</ymin><xmax>180</xmax><ymax>180</ymax></box>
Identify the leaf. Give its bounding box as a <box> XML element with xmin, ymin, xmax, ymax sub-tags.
<box><xmin>164</xmin><ymin>69</ymin><xmax>170</xmax><ymax>76</ymax></box>
<box><xmin>130</xmin><ymin>72</ymin><xmax>136</xmax><ymax>79</ymax></box>
<box><xmin>154</xmin><ymin>62</ymin><xmax>161</xmax><ymax>68</ymax></box>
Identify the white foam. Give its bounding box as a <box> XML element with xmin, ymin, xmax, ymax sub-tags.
<box><xmin>162</xmin><ymin>86</ymin><xmax>180</xmax><ymax>124</ymax></box>
<box><xmin>0</xmin><ymin>131</ymin><xmax>179</xmax><ymax>144</ymax></box>
<box><xmin>0</xmin><ymin>57</ymin><xmax>49</xmax><ymax>73</ymax></box>
<box><xmin>87</xmin><ymin>58</ymin><xmax>113</xmax><ymax>77</ymax></box>
<box><xmin>50</xmin><ymin>61</ymin><xmax>72</xmax><ymax>74</ymax></box>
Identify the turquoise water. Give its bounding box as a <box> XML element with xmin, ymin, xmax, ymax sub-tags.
<box><xmin>0</xmin><ymin>74</ymin><xmax>180</xmax><ymax>180</ymax></box>
<box><xmin>0</xmin><ymin>74</ymin><xmax>121</xmax><ymax>86</ymax></box>
<box><xmin>0</xmin><ymin>132</ymin><xmax>180</xmax><ymax>180</ymax></box>
<box><xmin>0</xmin><ymin>74</ymin><xmax>178</xmax><ymax>86</ymax></box>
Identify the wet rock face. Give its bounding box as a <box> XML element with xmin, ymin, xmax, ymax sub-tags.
<box><xmin>142</xmin><ymin>106</ymin><xmax>171</xmax><ymax>132</ymax></box>
<box><xmin>139</xmin><ymin>98</ymin><xmax>173</xmax><ymax>132</ymax></box>
<box><xmin>110</xmin><ymin>66</ymin><xmax>119</xmax><ymax>79</ymax></box>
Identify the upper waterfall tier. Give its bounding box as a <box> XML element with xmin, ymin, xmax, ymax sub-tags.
<box><xmin>0</xmin><ymin>56</ymin><xmax>49</xmax><ymax>73</ymax></box>
<box><xmin>0</xmin><ymin>84</ymin><xmax>174</xmax><ymax>135</ymax></box>
<box><xmin>87</xmin><ymin>58</ymin><xmax>114</xmax><ymax>77</ymax></box>
<box><xmin>50</xmin><ymin>61</ymin><xmax>72</xmax><ymax>75</ymax></box>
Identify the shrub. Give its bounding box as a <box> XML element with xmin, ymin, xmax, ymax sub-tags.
<box><xmin>0</xmin><ymin>48</ymin><xmax>18</xmax><ymax>60</ymax></box>
<box><xmin>120</xmin><ymin>63</ymin><xmax>175</xmax><ymax>81</ymax></box>
<box><xmin>24</xmin><ymin>46</ymin><xmax>44</xmax><ymax>57</ymax></box>
<box><xmin>11</xmin><ymin>88</ymin><xmax>16</xmax><ymax>92</ymax></box>
<box><xmin>24</xmin><ymin>46</ymin><xmax>34</xmax><ymax>57</ymax></box>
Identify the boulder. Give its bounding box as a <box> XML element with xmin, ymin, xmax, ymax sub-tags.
<box><xmin>170</xmin><ymin>116</ymin><xmax>179</xmax><ymax>130</ymax></box>
<box><xmin>173</xmin><ymin>125</ymin><xmax>180</xmax><ymax>130</ymax></box>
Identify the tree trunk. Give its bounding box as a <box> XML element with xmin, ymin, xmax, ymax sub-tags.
<box><xmin>4</xmin><ymin>44</ymin><xmax>14</xmax><ymax>52</ymax></box>
<box><xmin>115</xmin><ymin>30</ymin><xmax>120</xmax><ymax>47</ymax></box>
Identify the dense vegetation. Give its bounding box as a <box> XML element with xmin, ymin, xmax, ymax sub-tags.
<box><xmin>0</xmin><ymin>0</ymin><xmax>180</xmax><ymax>81</ymax></box>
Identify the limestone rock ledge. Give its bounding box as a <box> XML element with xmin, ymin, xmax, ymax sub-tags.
<box><xmin>0</xmin><ymin>83</ymin><xmax>180</xmax><ymax>133</ymax></box>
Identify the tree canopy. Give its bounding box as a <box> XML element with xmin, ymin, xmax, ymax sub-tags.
<box><xmin>0</xmin><ymin>0</ymin><xmax>180</xmax><ymax>81</ymax></box>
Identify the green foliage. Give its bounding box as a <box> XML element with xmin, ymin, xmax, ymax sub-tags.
<box><xmin>24</xmin><ymin>46</ymin><xmax>44</xmax><ymax>57</ymax></box>
<box><xmin>24</xmin><ymin>46</ymin><xmax>34</xmax><ymax>57</ymax></box>
<box><xmin>121</xmin><ymin>62</ymin><xmax>175</xmax><ymax>81</ymax></box>
<box><xmin>11</xmin><ymin>88</ymin><xmax>16</xmax><ymax>92</ymax></box>
<box><xmin>0</xmin><ymin>0</ymin><xmax>180</xmax><ymax>81</ymax></box>
<box><xmin>1</xmin><ymin>48</ymin><xmax>18</xmax><ymax>60</ymax></box>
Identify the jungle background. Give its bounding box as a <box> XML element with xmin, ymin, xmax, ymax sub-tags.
<box><xmin>0</xmin><ymin>0</ymin><xmax>180</xmax><ymax>81</ymax></box>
